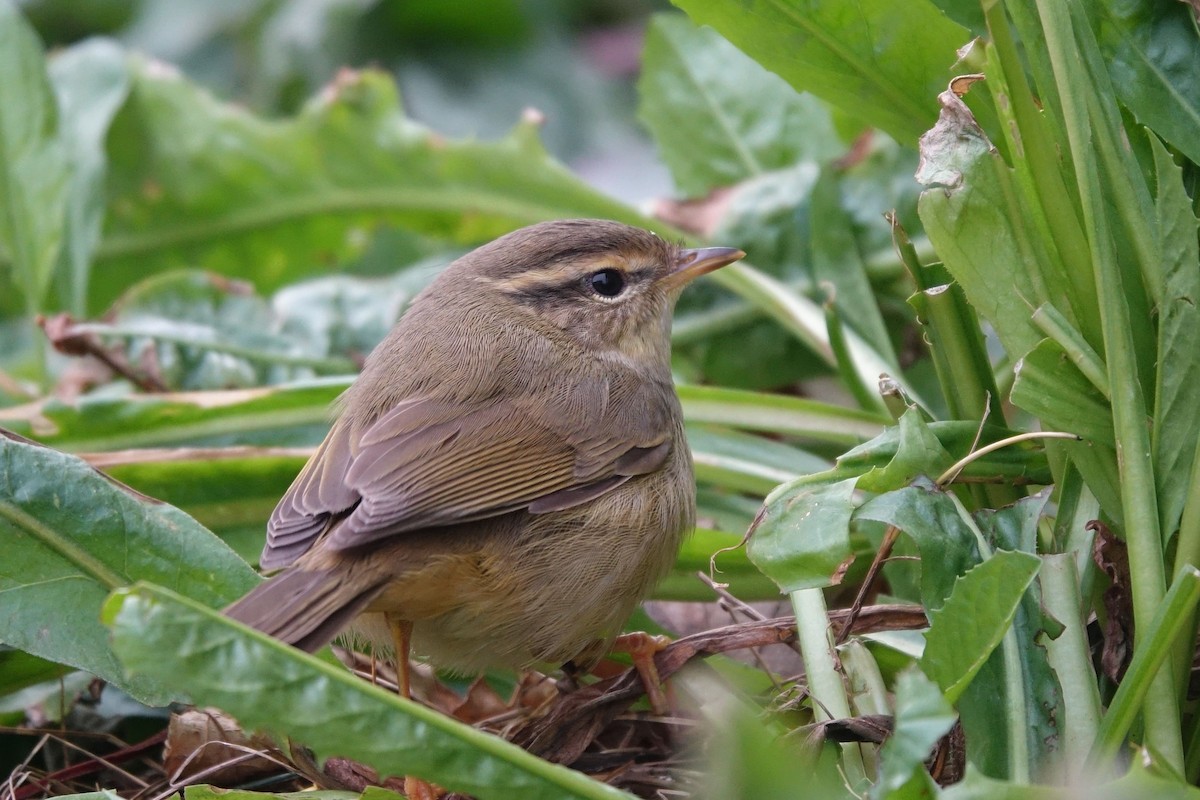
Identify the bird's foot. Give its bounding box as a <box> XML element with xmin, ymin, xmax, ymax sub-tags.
<box><xmin>611</xmin><ymin>631</ymin><xmax>672</xmax><ymax>715</ymax></box>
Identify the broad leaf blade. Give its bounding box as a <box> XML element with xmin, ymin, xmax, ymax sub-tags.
<box><xmin>1095</xmin><ymin>0</ymin><xmax>1200</xmax><ymax>167</ymax></box>
<box><xmin>670</xmin><ymin>0</ymin><xmax>969</xmax><ymax>146</ymax></box>
<box><xmin>93</xmin><ymin>63</ymin><xmax>644</xmax><ymax>311</ymax></box>
<box><xmin>0</xmin><ymin>430</ymin><xmax>259</xmax><ymax>705</ymax></box>
<box><xmin>921</xmin><ymin>550</ymin><xmax>1041</xmax><ymax>704</ymax></box>
<box><xmin>104</xmin><ymin>583</ymin><xmax>633</xmax><ymax>800</ymax></box>
<box><xmin>637</xmin><ymin>13</ymin><xmax>841</xmax><ymax>195</ymax></box>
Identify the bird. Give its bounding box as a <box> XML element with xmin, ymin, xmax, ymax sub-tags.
<box><xmin>225</xmin><ymin>218</ymin><xmax>744</xmax><ymax>702</ymax></box>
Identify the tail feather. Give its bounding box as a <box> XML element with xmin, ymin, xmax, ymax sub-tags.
<box><xmin>224</xmin><ymin>568</ymin><xmax>385</xmax><ymax>652</ymax></box>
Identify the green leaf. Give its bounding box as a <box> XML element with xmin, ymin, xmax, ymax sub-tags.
<box><xmin>1011</xmin><ymin>339</ymin><xmax>1122</xmax><ymax>524</ymax></box>
<box><xmin>1147</xmin><ymin>136</ymin><xmax>1200</xmax><ymax>539</ymax></box>
<box><xmin>856</xmin><ymin>407</ymin><xmax>953</xmax><ymax>494</ymax></box>
<box><xmin>689</xmin><ymin>424</ymin><xmax>828</xmax><ymax>495</ymax></box>
<box><xmin>854</xmin><ymin>483</ymin><xmax>983</xmax><ymax>612</ymax></box>
<box><xmin>48</xmin><ymin>38</ymin><xmax>130</xmax><ymax>315</ymax></box>
<box><xmin>964</xmin><ymin>492</ymin><xmax>1062</xmax><ymax>779</ymax></box>
<box><xmin>837</xmin><ymin>421</ymin><xmax>1053</xmax><ymax>487</ymax></box>
<box><xmin>921</xmin><ymin>550</ymin><xmax>1041</xmax><ymax>703</ymax></box>
<box><xmin>0</xmin><ymin>1</ymin><xmax>70</xmax><ymax>315</ymax></box>
<box><xmin>96</xmin><ymin>447</ymin><xmax>306</xmax><ymax>563</ymax></box>
<box><xmin>0</xmin><ymin>648</ymin><xmax>72</xmax><ymax>697</ymax></box>
<box><xmin>0</xmin><ymin>379</ymin><xmax>348</xmax><ymax>451</ymax></box>
<box><xmin>91</xmin><ymin>62</ymin><xmax>644</xmax><ymax>311</ymax></box>
<box><xmin>0</xmin><ymin>430</ymin><xmax>260</xmax><ymax>705</ymax></box>
<box><xmin>677</xmin><ymin>383</ymin><xmax>887</xmax><ymax>446</ymax></box>
<box><xmin>637</xmin><ymin>13</ymin><xmax>841</xmax><ymax>195</ymax></box>
<box><xmin>669</xmin><ymin>0</ymin><xmax>969</xmax><ymax>146</ymax></box>
<box><xmin>105</xmin><ymin>583</ymin><xmax>634</xmax><ymax>800</ymax></box>
<box><xmin>874</xmin><ymin>667</ymin><xmax>956</xmax><ymax>800</ymax></box>
<box><xmin>916</xmin><ymin>99</ymin><xmax>1051</xmax><ymax>361</ymax></box>
<box><xmin>747</xmin><ymin>476</ymin><xmax>856</xmax><ymax>592</ymax></box>
<box><xmin>810</xmin><ymin>166</ymin><xmax>898</xmax><ymax>368</ymax></box>
<box><xmin>941</xmin><ymin>760</ymin><xmax>1200</xmax><ymax>799</ymax></box>
<box><xmin>1095</xmin><ymin>0</ymin><xmax>1200</xmax><ymax>167</ymax></box>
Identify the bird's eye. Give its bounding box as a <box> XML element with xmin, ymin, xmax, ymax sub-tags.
<box><xmin>588</xmin><ymin>268</ymin><xmax>626</xmax><ymax>298</ymax></box>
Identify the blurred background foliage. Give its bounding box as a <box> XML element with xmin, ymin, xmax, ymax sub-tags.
<box><xmin>4</xmin><ymin>0</ymin><xmax>1200</xmax><ymax>798</ymax></box>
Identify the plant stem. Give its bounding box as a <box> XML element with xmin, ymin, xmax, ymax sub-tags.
<box><xmin>791</xmin><ymin>587</ymin><xmax>869</xmax><ymax>791</ymax></box>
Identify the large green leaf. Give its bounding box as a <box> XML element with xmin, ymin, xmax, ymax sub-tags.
<box><xmin>1094</xmin><ymin>0</ymin><xmax>1200</xmax><ymax>167</ymax></box>
<box><xmin>921</xmin><ymin>551</ymin><xmax>1040</xmax><ymax>703</ymax></box>
<box><xmin>1147</xmin><ymin>138</ymin><xmax>1200</xmax><ymax>540</ymax></box>
<box><xmin>0</xmin><ymin>0</ymin><xmax>69</xmax><ymax>315</ymax></box>
<box><xmin>90</xmin><ymin>62</ymin><xmax>643</xmax><ymax>312</ymax></box>
<box><xmin>670</xmin><ymin>0</ymin><xmax>970</xmax><ymax>146</ymax></box>
<box><xmin>916</xmin><ymin>98</ymin><xmax>1051</xmax><ymax>362</ymax></box>
<box><xmin>0</xmin><ymin>430</ymin><xmax>259</xmax><ymax>705</ymax></box>
<box><xmin>105</xmin><ymin>583</ymin><xmax>633</xmax><ymax>800</ymax></box>
<box><xmin>637</xmin><ymin>13</ymin><xmax>841</xmax><ymax>196</ymax></box>
<box><xmin>854</xmin><ymin>482</ymin><xmax>983</xmax><ymax>612</ymax></box>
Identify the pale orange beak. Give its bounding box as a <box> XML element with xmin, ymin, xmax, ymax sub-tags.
<box><xmin>661</xmin><ymin>246</ymin><xmax>745</xmax><ymax>291</ymax></box>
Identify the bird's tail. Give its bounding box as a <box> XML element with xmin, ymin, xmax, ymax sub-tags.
<box><xmin>224</xmin><ymin>567</ymin><xmax>386</xmax><ymax>652</ymax></box>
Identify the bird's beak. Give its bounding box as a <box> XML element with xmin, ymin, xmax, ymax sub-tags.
<box><xmin>661</xmin><ymin>246</ymin><xmax>745</xmax><ymax>291</ymax></box>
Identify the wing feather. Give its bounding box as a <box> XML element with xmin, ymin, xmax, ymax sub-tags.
<box><xmin>264</xmin><ymin>375</ymin><xmax>677</xmax><ymax>560</ymax></box>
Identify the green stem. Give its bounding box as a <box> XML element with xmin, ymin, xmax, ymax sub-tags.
<box><xmin>791</xmin><ymin>587</ymin><xmax>868</xmax><ymax>791</ymax></box>
<box><xmin>823</xmin><ymin>285</ymin><xmax>882</xmax><ymax>413</ymax></box>
<box><xmin>1040</xmin><ymin>553</ymin><xmax>1102</xmax><ymax>777</ymax></box>
<box><xmin>1035</xmin><ymin>0</ymin><xmax>1180</xmax><ymax>769</ymax></box>
<box><xmin>1031</xmin><ymin>303</ymin><xmax>1109</xmax><ymax>398</ymax></box>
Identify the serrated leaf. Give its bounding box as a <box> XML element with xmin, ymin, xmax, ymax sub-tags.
<box><xmin>105</xmin><ymin>583</ymin><xmax>633</xmax><ymax>800</ymax></box>
<box><xmin>0</xmin><ymin>430</ymin><xmax>259</xmax><ymax>705</ymax></box>
<box><xmin>853</xmin><ymin>482</ymin><xmax>983</xmax><ymax>611</ymax></box>
<box><xmin>921</xmin><ymin>550</ymin><xmax>1041</xmax><ymax>703</ymax></box>
<box><xmin>637</xmin><ymin>13</ymin><xmax>841</xmax><ymax>196</ymax></box>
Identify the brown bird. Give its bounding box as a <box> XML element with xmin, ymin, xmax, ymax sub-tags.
<box><xmin>225</xmin><ymin>219</ymin><xmax>744</xmax><ymax>700</ymax></box>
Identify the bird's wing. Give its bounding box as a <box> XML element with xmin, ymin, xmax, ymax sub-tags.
<box><xmin>261</xmin><ymin>386</ymin><xmax>674</xmax><ymax>566</ymax></box>
<box><xmin>261</xmin><ymin>420</ymin><xmax>359</xmax><ymax>569</ymax></box>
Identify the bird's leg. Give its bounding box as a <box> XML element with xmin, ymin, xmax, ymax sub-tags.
<box><xmin>611</xmin><ymin>632</ymin><xmax>671</xmax><ymax>715</ymax></box>
<box><xmin>385</xmin><ymin>615</ymin><xmax>441</xmax><ymax>800</ymax></box>
<box><xmin>386</xmin><ymin>615</ymin><xmax>414</xmax><ymax>699</ymax></box>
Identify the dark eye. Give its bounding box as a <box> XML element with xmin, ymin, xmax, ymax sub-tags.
<box><xmin>588</xmin><ymin>268</ymin><xmax>625</xmax><ymax>298</ymax></box>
